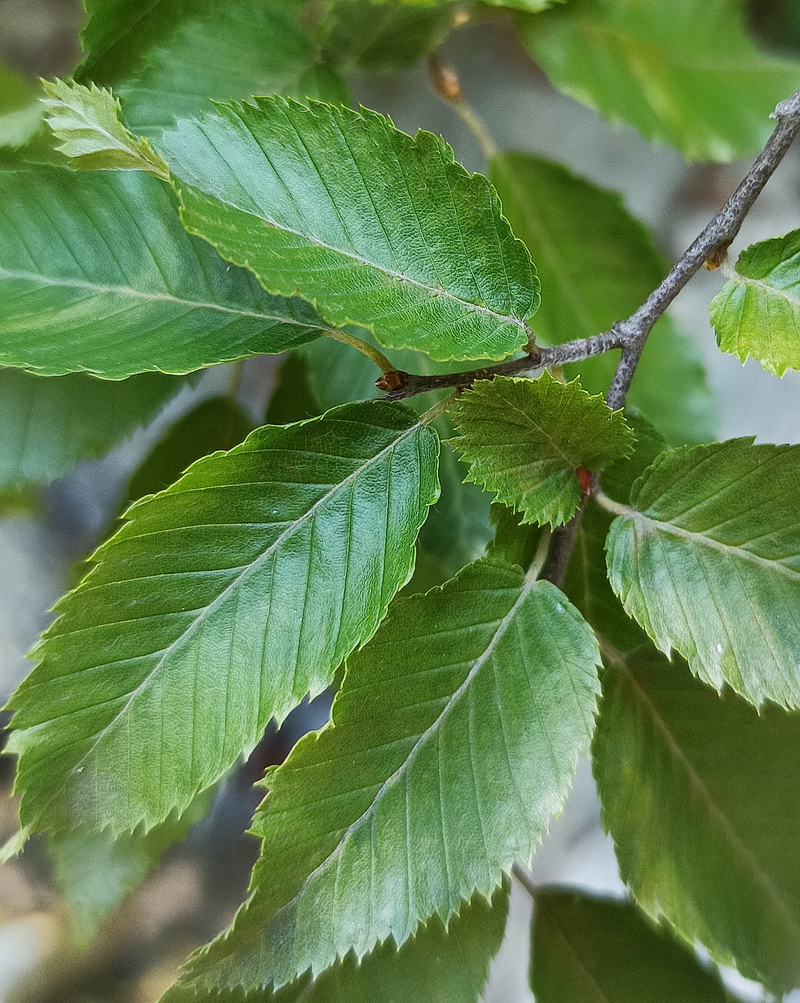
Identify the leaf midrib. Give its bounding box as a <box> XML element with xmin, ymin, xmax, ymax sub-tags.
<box><xmin>0</xmin><ymin>266</ymin><xmax>322</xmax><ymax>328</ymax></box>
<box><xmin>34</xmin><ymin>416</ymin><xmax>423</xmax><ymax>828</ymax></box>
<box><xmin>729</xmin><ymin>270</ymin><xmax>800</xmax><ymax>308</ymax></box>
<box><xmin>617</xmin><ymin>657</ymin><xmax>800</xmax><ymax>948</ymax></box>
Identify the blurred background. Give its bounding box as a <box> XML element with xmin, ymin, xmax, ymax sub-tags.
<box><xmin>1</xmin><ymin>0</ymin><xmax>800</xmax><ymax>999</ymax></box>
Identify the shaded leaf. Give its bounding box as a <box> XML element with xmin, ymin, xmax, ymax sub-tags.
<box><xmin>710</xmin><ymin>229</ymin><xmax>800</xmax><ymax>377</ymax></box>
<box><xmin>0</xmin><ymin>167</ymin><xmax>326</xmax><ymax>378</ymax></box>
<box><xmin>163</xmin><ymin>884</ymin><xmax>508</xmax><ymax>1003</ymax></box>
<box><xmin>41</xmin><ymin>78</ymin><xmax>169</xmax><ymax>177</ymax></box>
<box><xmin>6</xmin><ymin>400</ymin><xmax>439</xmax><ymax>836</ymax></box>
<box><xmin>168</xmin><ymin>558</ymin><xmax>599</xmax><ymax>993</ymax></box>
<box><xmin>606</xmin><ymin>438</ymin><xmax>800</xmax><ymax>708</ymax></box>
<box><xmin>516</xmin><ymin>0</ymin><xmax>800</xmax><ymax>160</ymax></box>
<box><xmin>0</xmin><ymin>63</ymin><xmax>43</xmax><ymax>148</ymax></box>
<box><xmin>450</xmin><ymin>373</ymin><xmax>634</xmax><ymax>527</ymax></box>
<box><xmin>490</xmin><ymin>152</ymin><xmax>717</xmax><ymax>444</ymax></box>
<box><xmin>0</xmin><ymin>369</ymin><xmax>185</xmax><ymax>489</ymax></box>
<box><xmin>160</xmin><ymin>97</ymin><xmax>539</xmax><ymax>362</ymax></box>
<box><xmin>531</xmin><ymin>889</ymin><xmax>730</xmax><ymax>1001</ymax></box>
<box><xmin>594</xmin><ymin>650</ymin><xmax>800</xmax><ymax>992</ymax></box>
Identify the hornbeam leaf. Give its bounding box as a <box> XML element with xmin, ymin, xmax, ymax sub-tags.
<box><xmin>41</xmin><ymin>78</ymin><xmax>169</xmax><ymax>177</ymax></box>
<box><xmin>489</xmin><ymin>152</ymin><xmax>717</xmax><ymax>445</ymax></box>
<box><xmin>0</xmin><ymin>369</ymin><xmax>185</xmax><ymax>489</ymax></box>
<box><xmin>516</xmin><ymin>0</ymin><xmax>800</xmax><ymax>161</ymax></box>
<box><xmin>709</xmin><ymin>229</ymin><xmax>800</xmax><ymax>377</ymax></box>
<box><xmin>606</xmin><ymin>438</ymin><xmax>800</xmax><ymax>708</ymax></box>
<box><xmin>531</xmin><ymin>890</ymin><xmax>730</xmax><ymax>1002</ymax></box>
<box><xmin>0</xmin><ymin>63</ymin><xmax>43</xmax><ymax>149</ymax></box>
<box><xmin>162</xmin><ymin>884</ymin><xmax>509</xmax><ymax>1003</ymax></box>
<box><xmin>0</xmin><ymin>167</ymin><xmax>327</xmax><ymax>378</ymax></box>
<box><xmin>159</xmin><ymin>97</ymin><xmax>540</xmax><ymax>362</ymax></box>
<box><xmin>168</xmin><ymin>558</ymin><xmax>599</xmax><ymax>993</ymax></box>
<box><xmin>450</xmin><ymin>374</ymin><xmax>634</xmax><ymax>527</ymax></box>
<box><xmin>594</xmin><ymin>651</ymin><xmax>800</xmax><ymax>992</ymax></box>
<box><xmin>6</xmin><ymin>401</ymin><xmax>439</xmax><ymax>835</ymax></box>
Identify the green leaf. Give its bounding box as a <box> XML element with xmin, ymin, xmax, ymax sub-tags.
<box><xmin>450</xmin><ymin>373</ymin><xmax>634</xmax><ymax>527</ymax></box>
<box><xmin>160</xmin><ymin>97</ymin><xmax>539</xmax><ymax>363</ymax></box>
<box><xmin>489</xmin><ymin>152</ymin><xmax>717</xmax><ymax>445</ymax></box>
<box><xmin>0</xmin><ymin>369</ymin><xmax>185</xmax><ymax>489</ymax></box>
<box><xmin>163</xmin><ymin>884</ymin><xmax>508</xmax><ymax>1003</ymax></box>
<box><xmin>6</xmin><ymin>400</ymin><xmax>439</xmax><ymax>836</ymax></box>
<box><xmin>121</xmin><ymin>395</ymin><xmax>252</xmax><ymax>510</ymax></box>
<box><xmin>0</xmin><ymin>167</ymin><xmax>326</xmax><ymax>378</ymax></box>
<box><xmin>709</xmin><ymin>229</ymin><xmax>800</xmax><ymax>377</ymax></box>
<box><xmin>606</xmin><ymin>438</ymin><xmax>800</xmax><ymax>708</ymax></box>
<box><xmin>168</xmin><ymin>557</ymin><xmax>600</xmax><ymax>994</ymax></box>
<box><xmin>531</xmin><ymin>890</ymin><xmax>730</xmax><ymax>1001</ymax></box>
<box><xmin>41</xmin><ymin>78</ymin><xmax>169</xmax><ymax>177</ymax></box>
<box><xmin>516</xmin><ymin>0</ymin><xmax>800</xmax><ymax>161</ymax></box>
<box><xmin>50</xmin><ymin>788</ymin><xmax>213</xmax><ymax>942</ymax></box>
<box><xmin>0</xmin><ymin>64</ymin><xmax>44</xmax><ymax>149</ymax></box>
<box><xmin>113</xmin><ymin>1</ymin><xmax>347</xmax><ymax>138</ymax></box>
<box><xmin>594</xmin><ymin>650</ymin><xmax>800</xmax><ymax>992</ymax></box>
<box><xmin>318</xmin><ymin>1</ymin><xmax>464</xmax><ymax>71</ymax></box>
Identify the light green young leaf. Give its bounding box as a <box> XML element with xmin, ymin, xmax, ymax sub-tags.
<box><xmin>606</xmin><ymin>438</ymin><xmax>800</xmax><ymax>708</ymax></box>
<box><xmin>0</xmin><ymin>64</ymin><xmax>43</xmax><ymax>148</ymax></box>
<box><xmin>594</xmin><ymin>651</ymin><xmax>800</xmax><ymax>993</ymax></box>
<box><xmin>50</xmin><ymin>787</ymin><xmax>213</xmax><ymax>942</ymax></box>
<box><xmin>710</xmin><ymin>229</ymin><xmax>800</xmax><ymax>377</ymax></box>
<box><xmin>114</xmin><ymin>1</ymin><xmax>348</xmax><ymax>138</ymax></box>
<box><xmin>6</xmin><ymin>401</ymin><xmax>439</xmax><ymax>836</ymax></box>
<box><xmin>516</xmin><ymin>0</ymin><xmax>800</xmax><ymax>160</ymax></box>
<box><xmin>167</xmin><ymin>558</ymin><xmax>599</xmax><ymax>994</ymax></box>
<box><xmin>450</xmin><ymin>373</ymin><xmax>634</xmax><ymax>527</ymax></box>
<box><xmin>163</xmin><ymin>884</ymin><xmax>508</xmax><ymax>1003</ymax></box>
<box><xmin>0</xmin><ymin>167</ymin><xmax>327</xmax><ymax>378</ymax></box>
<box><xmin>490</xmin><ymin>152</ymin><xmax>717</xmax><ymax>444</ymax></box>
<box><xmin>159</xmin><ymin>97</ymin><xmax>539</xmax><ymax>362</ymax></box>
<box><xmin>531</xmin><ymin>890</ymin><xmax>730</xmax><ymax>1001</ymax></box>
<box><xmin>41</xmin><ymin>78</ymin><xmax>169</xmax><ymax>177</ymax></box>
<box><xmin>0</xmin><ymin>369</ymin><xmax>185</xmax><ymax>489</ymax></box>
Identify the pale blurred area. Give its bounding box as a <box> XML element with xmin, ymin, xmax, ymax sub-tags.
<box><xmin>1</xmin><ymin>1</ymin><xmax>799</xmax><ymax>1000</ymax></box>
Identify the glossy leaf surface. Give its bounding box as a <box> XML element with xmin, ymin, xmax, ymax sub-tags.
<box><xmin>164</xmin><ymin>885</ymin><xmax>508</xmax><ymax>1003</ymax></box>
<box><xmin>160</xmin><ymin>97</ymin><xmax>539</xmax><ymax>362</ymax></box>
<box><xmin>490</xmin><ymin>152</ymin><xmax>716</xmax><ymax>444</ymax></box>
<box><xmin>169</xmin><ymin>558</ymin><xmax>599</xmax><ymax>993</ymax></box>
<box><xmin>517</xmin><ymin>0</ymin><xmax>800</xmax><ymax>160</ymax></box>
<box><xmin>41</xmin><ymin>78</ymin><xmax>168</xmax><ymax>176</ymax></box>
<box><xmin>0</xmin><ymin>369</ymin><xmax>184</xmax><ymax>489</ymax></box>
<box><xmin>7</xmin><ymin>401</ymin><xmax>439</xmax><ymax>835</ymax></box>
<box><xmin>710</xmin><ymin>229</ymin><xmax>800</xmax><ymax>377</ymax></box>
<box><xmin>451</xmin><ymin>374</ymin><xmax>634</xmax><ymax>527</ymax></box>
<box><xmin>0</xmin><ymin>168</ymin><xmax>326</xmax><ymax>378</ymax></box>
<box><xmin>532</xmin><ymin>890</ymin><xmax>730</xmax><ymax>1002</ymax></box>
<box><xmin>607</xmin><ymin>438</ymin><xmax>800</xmax><ymax>708</ymax></box>
<box><xmin>594</xmin><ymin>652</ymin><xmax>800</xmax><ymax>992</ymax></box>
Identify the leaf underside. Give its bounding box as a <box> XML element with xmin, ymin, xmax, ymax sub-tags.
<box><xmin>7</xmin><ymin>401</ymin><xmax>439</xmax><ymax>835</ymax></box>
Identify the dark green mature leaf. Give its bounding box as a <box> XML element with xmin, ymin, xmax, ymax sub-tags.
<box><xmin>490</xmin><ymin>152</ymin><xmax>717</xmax><ymax>444</ymax></box>
<box><xmin>0</xmin><ymin>64</ymin><xmax>43</xmax><ymax>148</ymax></box>
<box><xmin>116</xmin><ymin>1</ymin><xmax>348</xmax><ymax>137</ymax></box>
<box><xmin>41</xmin><ymin>79</ymin><xmax>169</xmax><ymax>176</ymax></box>
<box><xmin>531</xmin><ymin>890</ymin><xmax>730</xmax><ymax>1001</ymax></box>
<box><xmin>160</xmin><ymin>97</ymin><xmax>539</xmax><ymax>362</ymax></box>
<box><xmin>451</xmin><ymin>374</ymin><xmax>634</xmax><ymax>527</ymax></box>
<box><xmin>710</xmin><ymin>229</ymin><xmax>800</xmax><ymax>377</ymax></box>
<box><xmin>0</xmin><ymin>167</ymin><xmax>326</xmax><ymax>378</ymax></box>
<box><xmin>0</xmin><ymin>369</ymin><xmax>184</xmax><ymax>489</ymax></box>
<box><xmin>517</xmin><ymin>0</ymin><xmax>800</xmax><ymax>160</ymax></box>
<box><xmin>50</xmin><ymin>788</ymin><xmax>213</xmax><ymax>942</ymax></box>
<box><xmin>6</xmin><ymin>401</ymin><xmax>439</xmax><ymax>836</ymax></box>
<box><xmin>594</xmin><ymin>651</ymin><xmax>800</xmax><ymax>992</ymax></box>
<box><xmin>606</xmin><ymin>438</ymin><xmax>800</xmax><ymax>708</ymax></box>
<box><xmin>168</xmin><ymin>558</ymin><xmax>600</xmax><ymax>994</ymax></box>
<box><xmin>163</xmin><ymin>884</ymin><xmax>509</xmax><ymax>1003</ymax></box>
